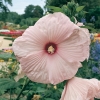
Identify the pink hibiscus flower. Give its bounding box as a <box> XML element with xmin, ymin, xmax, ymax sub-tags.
<box><xmin>60</xmin><ymin>77</ymin><xmax>100</xmax><ymax>100</ymax></box>
<box><xmin>12</xmin><ymin>12</ymin><xmax>90</xmax><ymax>85</ymax></box>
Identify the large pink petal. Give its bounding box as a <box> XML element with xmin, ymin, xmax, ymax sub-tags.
<box><xmin>60</xmin><ymin>77</ymin><xmax>100</xmax><ymax>100</ymax></box>
<box><xmin>13</xmin><ymin>25</ymin><xmax>49</xmax><ymax>57</ymax></box>
<box><xmin>46</xmin><ymin>54</ymin><xmax>81</xmax><ymax>84</ymax></box>
<box><xmin>19</xmin><ymin>51</ymin><xmax>50</xmax><ymax>84</ymax></box>
<box><xmin>35</xmin><ymin>12</ymin><xmax>79</xmax><ymax>44</ymax></box>
<box><xmin>20</xmin><ymin>51</ymin><xmax>81</xmax><ymax>84</ymax></box>
<box><xmin>58</xmin><ymin>28</ymin><xmax>90</xmax><ymax>62</ymax></box>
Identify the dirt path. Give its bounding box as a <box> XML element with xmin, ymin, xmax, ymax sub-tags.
<box><xmin>0</xmin><ymin>36</ymin><xmax>12</xmax><ymax>50</ymax></box>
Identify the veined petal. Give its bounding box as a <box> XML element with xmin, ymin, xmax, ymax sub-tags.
<box><xmin>46</xmin><ymin>54</ymin><xmax>81</xmax><ymax>84</ymax></box>
<box><xmin>60</xmin><ymin>77</ymin><xmax>100</xmax><ymax>100</ymax></box>
<box><xmin>19</xmin><ymin>51</ymin><xmax>81</xmax><ymax>84</ymax></box>
<box><xmin>58</xmin><ymin>28</ymin><xmax>90</xmax><ymax>62</ymax></box>
<box><xmin>19</xmin><ymin>51</ymin><xmax>49</xmax><ymax>84</ymax></box>
<box><xmin>13</xmin><ymin>26</ymin><xmax>49</xmax><ymax>57</ymax></box>
<box><xmin>35</xmin><ymin>12</ymin><xmax>79</xmax><ymax>44</ymax></box>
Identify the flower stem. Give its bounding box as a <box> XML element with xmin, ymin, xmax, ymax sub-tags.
<box><xmin>16</xmin><ymin>78</ymin><xmax>30</xmax><ymax>100</ymax></box>
<box><xmin>10</xmin><ymin>88</ymin><xmax>11</xmax><ymax>100</ymax></box>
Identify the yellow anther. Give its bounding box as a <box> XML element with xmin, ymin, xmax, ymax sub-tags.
<box><xmin>48</xmin><ymin>46</ymin><xmax>55</xmax><ymax>54</ymax></box>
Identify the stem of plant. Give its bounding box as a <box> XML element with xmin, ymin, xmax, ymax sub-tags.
<box><xmin>10</xmin><ymin>88</ymin><xmax>11</xmax><ymax>100</ymax></box>
<box><xmin>16</xmin><ymin>78</ymin><xmax>30</xmax><ymax>100</ymax></box>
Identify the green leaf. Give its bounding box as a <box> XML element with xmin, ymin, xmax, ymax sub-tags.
<box><xmin>0</xmin><ymin>97</ymin><xmax>8</xmax><ymax>100</ymax></box>
<box><xmin>0</xmin><ymin>78</ymin><xmax>20</xmax><ymax>90</ymax></box>
<box><xmin>19</xmin><ymin>97</ymin><xmax>27</xmax><ymax>100</ymax></box>
<box><xmin>23</xmin><ymin>90</ymin><xmax>29</xmax><ymax>94</ymax></box>
<box><xmin>4</xmin><ymin>37</ymin><xmax>14</xmax><ymax>41</ymax></box>
<box><xmin>0</xmin><ymin>89</ymin><xmax>5</xmax><ymax>95</ymax></box>
<box><xmin>32</xmin><ymin>18</ymin><xmax>39</xmax><ymax>22</ymax></box>
<box><xmin>70</xmin><ymin>16</ymin><xmax>75</xmax><ymax>23</ymax></box>
<box><xmin>15</xmin><ymin>87</ymin><xmax>21</xmax><ymax>95</ymax></box>
<box><xmin>11</xmin><ymin>52</ymin><xmax>17</xmax><ymax>60</ymax></box>
<box><xmin>9</xmin><ymin>43</ymin><xmax>12</xmax><ymax>46</ymax></box>
<box><xmin>76</xmin><ymin>6</ymin><xmax>84</xmax><ymax>12</ymax></box>
<box><xmin>0</xmin><ymin>53</ymin><xmax>11</xmax><ymax>60</ymax></box>
<box><xmin>36</xmin><ymin>87</ymin><xmax>46</xmax><ymax>93</ymax></box>
<box><xmin>58</xmin><ymin>88</ymin><xmax>63</xmax><ymax>93</ymax></box>
<box><xmin>0</xmin><ymin>52</ymin><xmax>16</xmax><ymax>60</ymax></box>
<box><xmin>81</xmin><ymin>26</ymin><xmax>97</xmax><ymax>32</ymax></box>
<box><xmin>44</xmin><ymin>98</ymin><xmax>55</xmax><ymax>100</ymax></box>
<box><xmin>7</xmin><ymin>62</ymin><xmax>15</xmax><ymax>70</ymax></box>
<box><xmin>83</xmin><ymin>11</ymin><xmax>88</xmax><ymax>14</ymax></box>
<box><xmin>47</xmin><ymin>6</ymin><xmax>62</xmax><ymax>12</ymax></box>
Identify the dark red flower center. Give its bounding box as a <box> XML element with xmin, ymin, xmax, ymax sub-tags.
<box><xmin>45</xmin><ymin>42</ymin><xmax>57</xmax><ymax>54</ymax></box>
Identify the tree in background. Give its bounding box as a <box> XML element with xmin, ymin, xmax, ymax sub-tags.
<box><xmin>16</xmin><ymin>4</ymin><xmax>44</xmax><ymax>27</ymax></box>
<box><xmin>45</xmin><ymin>0</ymin><xmax>100</xmax><ymax>9</ymax></box>
<box><xmin>0</xmin><ymin>3</ymin><xmax>44</xmax><ymax>28</ymax></box>
<box><xmin>24</xmin><ymin>4</ymin><xmax>34</xmax><ymax>18</ymax></box>
<box><xmin>6</xmin><ymin>12</ymin><xmax>19</xmax><ymax>23</ymax></box>
<box><xmin>24</xmin><ymin>4</ymin><xmax>43</xmax><ymax>19</ymax></box>
<box><xmin>0</xmin><ymin>0</ymin><xmax>12</xmax><ymax>11</ymax></box>
<box><xmin>75</xmin><ymin>0</ymin><xmax>100</xmax><ymax>9</ymax></box>
<box><xmin>0</xmin><ymin>0</ymin><xmax>12</xmax><ymax>23</ymax></box>
<box><xmin>45</xmin><ymin>0</ymin><xmax>69</xmax><ymax>7</ymax></box>
<box><xmin>33</xmin><ymin>5</ymin><xmax>44</xmax><ymax>17</ymax></box>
